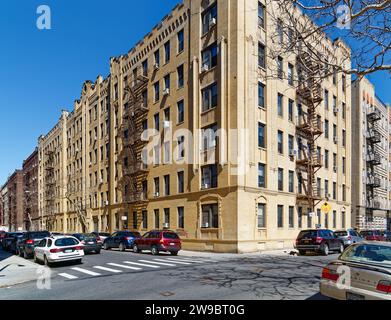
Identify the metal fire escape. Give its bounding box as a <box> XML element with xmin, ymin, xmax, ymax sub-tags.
<box><xmin>295</xmin><ymin>50</ymin><xmax>324</xmax><ymax>214</ymax></box>
<box><xmin>45</xmin><ymin>150</ymin><xmax>56</xmax><ymax>230</ymax></box>
<box><xmin>366</xmin><ymin>107</ymin><xmax>382</xmax><ymax>212</ymax></box>
<box><xmin>119</xmin><ymin>67</ymin><xmax>149</xmax><ymax>228</ymax></box>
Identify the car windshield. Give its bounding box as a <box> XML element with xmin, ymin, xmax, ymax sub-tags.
<box><xmin>124</xmin><ymin>232</ymin><xmax>141</xmax><ymax>237</ymax></box>
<box><xmin>340</xmin><ymin>244</ymin><xmax>391</xmax><ymax>267</ymax></box>
<box><xmin>335</xmin><ymin>231</ymin><xmax>348</xmax><ymax>237</ymax></box>
<box><xmin>360</xmin><ymin>231</ymin><xmax>373</xmax><ymax>236</ymax></box>
<box><xmin>54</xmin><ymin>238</ymin><xmax>79</xmax><ymax>247</ymax></box>
<box><xmin>30</xmin><ymin>232</ymin><xmax>49</xmax><ymax>239</ymax></box>
<box><xmin>99</xmin><ymin>233</ymin><xmax>110</xmax><ymax>237</ymax></box>
<box><xmin>163</xmin><ymin>232</ymin><xmax>179</xmax><ymax>239</ymax></box>
<box><xmin>298</xmin><ymin>230</ymin><xmax>318</xmax><ymax>239</ymax></box>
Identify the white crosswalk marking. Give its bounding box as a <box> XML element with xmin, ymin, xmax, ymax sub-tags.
<box><xmin>138</xmin><ymin>259</ymin><xmax>176</xmax><ymax>266</ymax></box>
<box><xmin>71</xmin><ymin>267</ymin><xmax>101</xmax><ymax>276</ymax></box>
<box><xmin>93</xmin><ymin>266</ymin><xmax>122</xmax><ymax>273</ymax></box>
<box><xmin>154</xmin><ymin>258</ymin><xmax>191</xmax><ymax>265</ymax></box>
<box><xmin>122</xmin><ymin>261</ymin><xmax>160</xmax><ymax>269</ymax></box>
<box><xmin>107</xmin><ymin>263</ymin><xmax>142</xmax><ymax>270</ymax></box>
<box><xmin>58</xmin><ymin>273</ymin><xmax>78</xmax><ymax>280</ymax></box>
<box><xmin>165</xmin><ymin>257</ymin><xmax>203</xmax><ymax>263</ymax></box>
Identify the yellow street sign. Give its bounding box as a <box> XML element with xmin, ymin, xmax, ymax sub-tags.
<box><xmin>321</xmin><ymin>203</ymin><xmax>331</xmax><ymax>214</ymax></box>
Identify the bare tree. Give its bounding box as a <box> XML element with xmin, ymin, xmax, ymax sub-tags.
<box><xmin>265</xmin><ymin>0</ymin><xmax>390</xmax><ymax>79</ymax></box>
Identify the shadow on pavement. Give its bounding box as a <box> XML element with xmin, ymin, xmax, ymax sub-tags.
<box><xmin>307</xmin><ymin>293</ymin><xmax>331</xmax><ymax>300</ymax></box>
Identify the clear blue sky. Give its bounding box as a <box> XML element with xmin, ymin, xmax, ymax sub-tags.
<box><xmin>0</xmin><ymin>0</ymin><xmax>389</xmax><ymax>184</ymax></box>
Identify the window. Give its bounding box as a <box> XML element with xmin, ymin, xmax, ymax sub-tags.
<box><xmin>317</xmin><ymin>209</ymin><xmax>321</xmax><ymax>226</ymax></box>
<box><xmin>202</xmin><ymin>83</ymin><xmax>218</xmax><ymax>112</ymax></box>
<box><xmin>164</xmin><ymin>41</ymin><xmax>171</xmax><ymax>63</ymax></box>
<box><xmin>154</xmin><ymin>177</ymin><xmax>160</xmax><ymax>195</ymax></box>
<box><xmin>258</xmin><ymin>2</ymin><xmax>265</xmax><ymax>28</ymax></box>
<box><xmin>277</xmin><ymin>205</ymin><xmax>284</xmax><ymax>228</ymax></box>
<box><xmin>258</xmin><ymin>83</ymin><xmax>265</xmax><ymax>108</ymax></box>
<box><xmin>154</xmin><ymin>113</ymin><xmax>160</xmax><ymax>131</ymax></box>
<box><xmin>278</xmin><ymin>93</ymin><xmax>283</xmax><ymax>117</ymax></box>
<box><xmin>333</xmin><ymin>95</ymin><xmax>337</xmax><ymax>112</ymax></box>
<box><xmin>202</xmin><ymin>42</ymin><xmax>218</xmax><ymax>69</ymax></box>
<box><xmin>177</xmin><ymin>100</ymin><xmax>184</xmax><ymax>123</ymax></box>
<box><xmin>202</xmin><ymin>123</ymin><xmax>217</xmax><ymax>150</ymax></box>
<box><xmin>202</xmin><ymin>3</ymin><xmax>217</xmax><ymax>34</ymax></box>
<box><xmin>164</xmin><ymin>74</ymin><xmax>170</xmax><ymax>91</ymax></box>
<box><xmin>142</xmin><ymin>211</ymin><xmax>148</xmax><ymax>229</ymax></box>
<box><xmin>258</xmin><ymin>163</ymin><xmax>266</xmax><ymax>188</ymax></box>
<box><xmin>258</xmin><ymin>43</ymin><xmax>265</xmax><ymax>68</ymax></box>
<box><xmin>142</xmin><ymin>59</ymin><xmax>148</xmax><ymax>76</ymax></box>
<box><xmin>307</xmin><ymin>209</ymin><xmax>312</xmax><ymax>228</ymax></box>
<box><xmin>325</xmin><ymin>150</ymin><xmax>329</xmax><ymax>169</ymax></box>
<box><xmin>298</xmin><ymin>207</ymin><xmax>302</xmax><ymax>228</ymax></box>
<box><xmin>164</xmin><ymin>208</ymin><xmax>170</xmax><ymax>227</ymax></box>
<box><xmin>342</xmin><ymin>157</ymin><xmax>346</xmax><ymax>174</ymax></box>
<box><xmin>324</xmin><ymin>90</ymin><xmax>329</xmax><ymax>109</ymax></box>
<box><xmin>342</xmin><ymin>74</ymin><xmax>346</xmax><ymax>93</ymax></box>
<box><xmin>133</xmin><ymin>212</ymin><xmax>138</xmax><ymax>229</ymax></box>
<box><xmin>288</xmin><ymin>134</ymin><xmax>294</xmax><ymax>156</ymax></box>
<box><xmin>333</xmin><ymin>182</ymin><xmax>337</xmax><ymax>200</ymax></box>
<box><xmin>333</xmin><ymin>210</ymin><xmax>337</xmax><ymax>228</ymax></box>
<box><xmin>277</xmin><ymin>130</ymin><xmax>283</xmax><ymax>154</ymax></box>
<box><xmin>257</xmin><ymin>203</ymin><xmax>266</xmax><ymax>228</ymax></box>
<box><xmin>178</xmin><ymin>171</ymin><xmax>184</xmax><ymax>193</ymax></box>
<box><xmin>341</xmin><ymin>211</ymin><xmax>346</xmax><ymax>228</ymax></box>
<box><xmin>201</xmin><ymin>164</ymin><xmax>218</xmax><ymax>189</ymax></box>
<box><xmin>342</xmin><ymin>102</ymin><xmax>346</xmax><ymax>119</ymax></box>
<box><xmin>333</xmin><ymin>153</ymin><xmax>337</xmax><ymax>172</ymax></box>
<box><xmin>177</xmin><ymin>65</ymin><xmax>184</xmax><ymax>88</ymax></box>
<box><xmin>333</xmin><ymin>124</ymin><xmax>337</xmax><ymax>143</ymax></box>
<box><xmin>164</xmin><ymin>175</ymin><xmax>170</xmax><ymax>196</ymax></box>
<box><xmin>258</xmin><ymin>122</ymin><xmax>266</xmax><ymax>148</ymax></box>
<box><xmin>288</xmin><ymin>99</ymin><xmax>293</xmax><ymax>121</ymax></box>
<box><xmin>277</xmin><ymin>19</ymin><xmax>283</xmax><ymax>43</ymax></box>
<box><xmin>178</xmin><ymin>136</ymin><xmax>185</xmax><ymax>159</ymax></box>
<box><xmin>154</xmin><ymin>49</ymin><xmax>160</xmax><ymax>66</ymax></box>
<box><xmin>278</xmin><ymin>168</ymin><xmax>284</xmax><ymax>191</ymax></box>
<box><xmin>342</xmin><ymin>129</ymin><xmax>346</xmax><ymax>147</ymax></box>
<box><xmin>324</xmin><ymin>120</ymin><xmax>329</xmax><ymax>139</ymax></box>
<box><xmin>289</xmin><ymin>206</ymin><xmax>294</xmax><ymax>228</ymax></box>
<box><xmin>177</xmin><ymin>29</ymin><xmax>184</xmax><ymax>53</ymax></box>
<box><xmin>154</xmin><ymin>81</ymin><xmax>160</xmax><ymax>102</ymax></box>
<box><xmin>163</xmin><ymin>141</ymin><xmax>171</xmax><ymax>164</ymax></box>
<box><xmin>277</xmin><ymin>56</ymin><xmax>283</xmax><ymax>79</ymax></box>
<box><xmin>178</xmin><ymin>207</ymin><xmax>184</xmax><ymax>229</ymax></box>
<box><xmin>288</xmin><ymin>63</ymin><xmax>294</xmax><ymax>85</ymax></box>
<box><xmin>289</xmin><ymin>170</ymin><xmax>294</xmax><ymax>192</ymax></box>
<box><xmin>325</xmin><ymin>180</ymin><xmax>329</xmax><ymax>197</ymax></box>
<box><xmin>154</xmin><ymin>209</ymin><xmax>160</xmax><ymax>228</ymax></box>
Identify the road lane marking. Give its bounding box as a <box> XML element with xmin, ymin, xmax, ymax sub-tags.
<box><xmin>71</xmin><ymin>267</ymin><xmax>101</xmax><ymax>276</ymax></box>
<box><xmin>93</xmin><ymin>266</ymin><xmax>122</xmax><ymax>273</ymax></box>
<box><xmin>107</xmin><ymin>263</ymin><xmax>142</xmax><ymax>270</ymax></box>
<box><xmin>165</xmin><ymin>258</ymin><xmax>202</xmax><ymax>263</ymax></box>
<box><xmin>138</xmin><ymin>259</ymin><xmax>176</xmax><ymax>266</ymax></box>
<box><xmin>153</xmin><ymin>258</ymin><xmax>192</xmax><ymax>265</ymax></box>
<box><xmin>58</xmin><ymin>273</ymin><xmax>78</xmax><ymax>280</ymax></box>
<box><xmin>121</xmin><ymin>261</ymin><xmax>160</xmax><ymax>268</ymax></box>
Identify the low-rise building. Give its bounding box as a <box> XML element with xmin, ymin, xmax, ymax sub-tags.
<box><xmin>7</xmin><ymin>170</ymin><xmax>24</xmax><ymax>231</ymax></box>
<box><xmin>23</xmin><ymin>148</ymin><xmax>39</xmax><ymax>231</ymax></box>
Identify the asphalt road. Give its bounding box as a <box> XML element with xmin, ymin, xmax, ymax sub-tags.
<box><xmin>0</xmin><ymin>247</ymin><xmax>335</xmax><ymax>300</ymax></box>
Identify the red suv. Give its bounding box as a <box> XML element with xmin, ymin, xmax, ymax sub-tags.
<box><xmin>133</xmin><ymin>230</ymin><xmax>181</xmax><ymax>256</ymax></box>
<box><xmin>295</xmin><ymin>229</ymin><xmax>344</xmax><ymax>256</ymax></box>
<box><xmin>360</xmin><ymin>230</ymin><xmax>386</xmax><ymax>241</ymax></box>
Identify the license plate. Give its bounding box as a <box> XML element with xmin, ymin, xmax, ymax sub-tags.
<box><xmin>346</xmin><ymin>292</ymin><xmax>365</xmax><ymax>300</ymax></box>
<box><xmin>64</xmin><ymin>249</ymin><xmax>73</xmax><ymax>253</ymax></box>
<box><xmin>88</xmin><ymin>242</ymin><xmax>94</xmax><ymax>244</ymax></box>
<box><xmin>170</xmin><ymin>243</ymin><xmax>175</xmax><ymax>246</ymax></box>
<box><xmin>304</xmin><ymin>240</ymin><xmax>311</xmax><ymax>244</ymax></box>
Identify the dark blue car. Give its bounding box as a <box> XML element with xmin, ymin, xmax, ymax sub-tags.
<box><xmin>102</xmin><ymin>231</ymin><xmax>141</xmax><ymax>251</ymax></box>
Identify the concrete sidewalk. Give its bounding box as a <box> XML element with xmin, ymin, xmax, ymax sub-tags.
<box><xmin>0</xmin><ymin>251</ymin><xmax>40</xmax><ymax>288</ymax></box>
<box><xmin>180</xmin><ymin>248</ymin><xmax>297</xmax><ymax>259</ymax></box>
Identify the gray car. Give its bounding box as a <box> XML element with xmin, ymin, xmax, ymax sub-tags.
<box><xmin>334</xmin><ymin>229</ymin><xmax>364</xmax><ymax>248</ymax></box>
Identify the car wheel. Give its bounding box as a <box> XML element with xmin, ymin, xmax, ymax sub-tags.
<box><xmin>119</xmin><ymin>243</ymin><xmax>126</xmax><ymax>252</ymax></box>
<box><xmin>34</xmin><ymin>253</ymin><xmax>39</xmax><ymax>264</ymax></box>
<box><xmin>103</xmin><ymin>243</ymin><xmax>110</xmax><ymax>250</ymax></box>
<box><xmin>170</xmin><ymin>251</ymin><xmax>178</xmax><ymax>256</ymax></box>
<box><xmin>44</xmin><ymin>256</ymin><xmax>51</xmax><ymax>267</ymax></box>
<box><xmin>339</xmin><ymin>243</ymin><xmax>344</xmax><ymax>254</ymax></box>
<box><xmin>133</xmin><ymin>244</ymin><xmax>140</xmax><ymax>253</ymax></box>
<box><xmin>18</xmin><ymin>249</ymin><xmax>23</xmax><ymax>257</ymax></box>
<box><xmin>298</xmin><ymin>250</ymin><xmax>306</xmax><ymax>256</ymax></box>
<box><xmin>95</xmin><ymin>249</ymin><xmax>101</xmax><ymax>254</ymax></box>
<box><xmin>151</xmin><ymin>245</ymin><xmax>159</xmax><ymax>256</ymax></box>
<box><xmin>321</xmin><ymin>244</ymin><xmax>329</xmax><ymax>256</ymax></box>
<box><xmin>75</xmin><ymin>259</ymin><xmax>82</xmax><ymax>265</ymax></box>
<box><xmin>23</xmin><ymin>250</ymin><xmax>29</xmax><ymax>259</ymax></box>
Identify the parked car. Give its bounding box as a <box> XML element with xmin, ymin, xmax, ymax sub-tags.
<box><xmin>320</xmin><ymin>241</ymin><xmax>391</xmax><ymax>300</ymax></box>
<box><xmin>2</xmin><ymin>232</ymin><xmax>24</xmax><ymax>252</ymax></box>
<box><xmin>16</xmin><ymin>231</ymin><xmax>50</xmax><ymax>258</ymax></box>
<box><xmin>50</xmin><ymin>232</ymin><xmax>64</xmax><ymax>237</ymax></box>
<box><xmin>91</xmin><ymin>232</ymin><xmax>111</xmax><ymax>244</ymax></box>
<box><xmin>382</xmin><ymin>231</ymin><xmax>391</xmax><ymax>242</ymax></box>
<box><xmin>360</xmin><ymin>230</ymin><xmax>386</xmax><ymax>242</ymax></box>
<box><xmin>0</xmin><ymin>231</ymin><xmax>7</xmax><ymax>246</ymax></box>
<box><xmin>72</xmin><ymin>233</ymin><xmax>101</xmax><ymax>254</ymax></box>
<box><xmin>133</xmin><ymin>230</ymin><xmax>181</xmax><ymax>256</ymax></box>
<box><xmin>103</xmin><ymin>231</ymin><xmax>141</xmax><ymax>251</ymax></box>
<box><xmin>33</xmin><ymin>236</ymin><xmax>84</xmax><ymax>267</ymax></box>
<box><xmin>334</xmin><ymin>229</ymin><xmax>364</xmax><ymax>248</ymax></box>
<box><xmin>295</xmin><ymin>229</ymin><xmax>344</xmax><ymax>256</ymax></box>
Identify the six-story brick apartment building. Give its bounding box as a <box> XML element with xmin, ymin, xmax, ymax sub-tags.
<box><xmin>28</xmin><ymin>0</ymin><xmax>355</xmax><ymax>253</ymax></box>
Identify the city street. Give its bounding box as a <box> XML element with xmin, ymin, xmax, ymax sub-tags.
<box><xmin>0</xmin><ymin>247</ymin><xmax>335</xmax><ymax>300</ymax></box>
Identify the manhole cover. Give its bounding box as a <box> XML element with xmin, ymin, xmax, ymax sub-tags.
<box><xmin>160</xmin><ymin>291</ymin><xmax>175</xmax><ymax>297</ymax></box>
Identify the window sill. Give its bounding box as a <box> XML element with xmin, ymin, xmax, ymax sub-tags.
<box><xmin>200</xmin><ymin>228</ymin><xmax>219</xmax><ymax>232</ymax></box>
<box><xmin>201</xmin><ymin>106</ymin><xmax>217</xmax><ymax>115</ymax></box>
